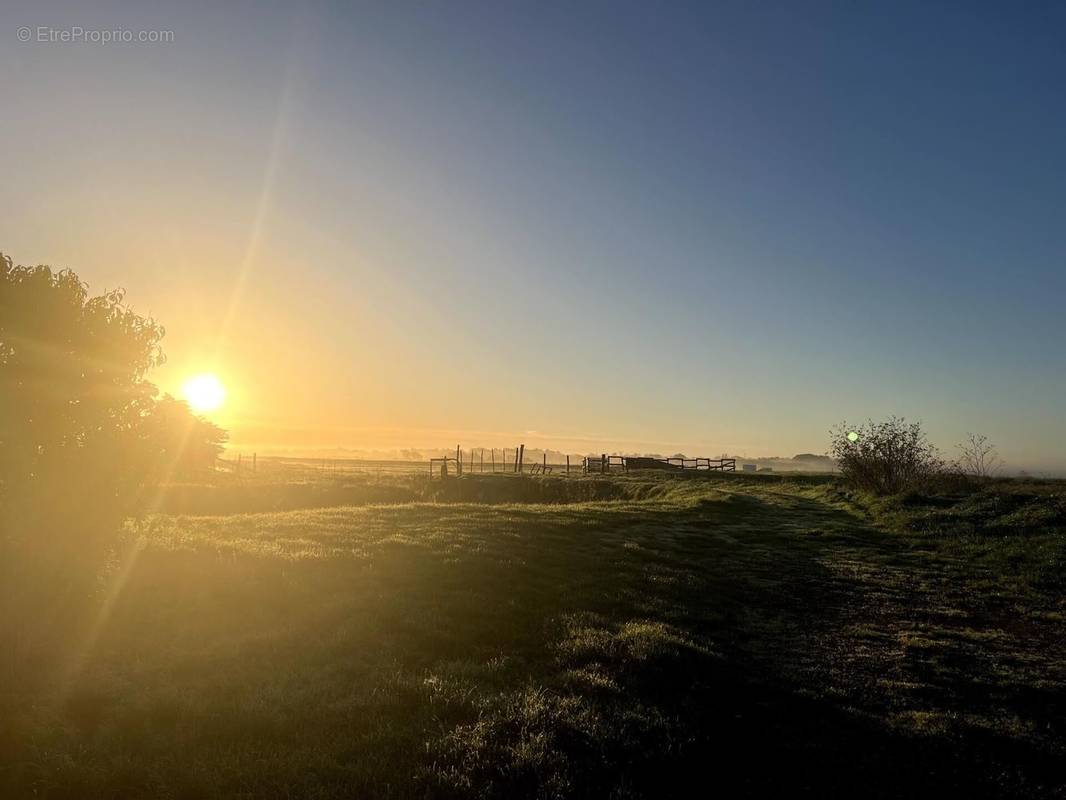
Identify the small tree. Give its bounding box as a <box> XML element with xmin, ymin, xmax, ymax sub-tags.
<box><xmin>1</xmin><ymin>255</ymin><xmax>165</xmax><ymax>565</ymax></box>
<box><xmin>142</xmin><ymin>395</ymin><xmax>228</xmax><ymax>480</ymax></box>
<box><xmin>955</xmin><ymin>433</ymin><xmax>1002</xmax><ymax>478</ymax></box>
<box><xmin>829</xmin><ymin>417</ymin><xmax>945</xmax><ymax>495</ymax></box>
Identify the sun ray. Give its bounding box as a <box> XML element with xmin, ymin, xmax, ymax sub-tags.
<box><xmin>213</xmin><ymin>50</ymin><xmax>301</xmax><ymax>361</ymax></box>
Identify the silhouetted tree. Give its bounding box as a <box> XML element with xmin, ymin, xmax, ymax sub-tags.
<box><xmin>143</xmin><ymin>395</ymin><xmax>228</xmax><ymax>479</ymax></box>
<box><xmin>1</xmin><ymin>253</ymin><xmax>227</xmax><ymax>634</ymax></box>
<box><xmin>1</xmin><ymin>254</ymin><xmax>165</xmax><ymax>564</ymax></box>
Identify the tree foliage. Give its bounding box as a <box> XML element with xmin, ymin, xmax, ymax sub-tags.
<box><xmin>144</xmin><ymin>395</ymin><xmax>228</xmax><ymax>480</ymax></box>
<box><xmin>0</xmin><ymin>252</ymin><xmax>225</xmax><ymax>588</ymax></box>
<box><xmin>1</xmin><ymin>255</ymin><xmax>165</xmax><ymax>549</ymax></box>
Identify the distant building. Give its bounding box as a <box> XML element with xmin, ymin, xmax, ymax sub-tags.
<box><xmin>742</xmin><ymin>464</ymin><xmax>757</xmax><ymax>472</ymax></box>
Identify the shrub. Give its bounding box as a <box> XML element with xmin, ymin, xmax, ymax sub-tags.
<box><xmin>829</xmin><ymin>417</ymin><xmax>945</xmax><ymax>496</ymax></box>
<box><xmin>955</xmin><ymin>433</ymin><xmax>1003</xmax><ymax>478</ymax></box>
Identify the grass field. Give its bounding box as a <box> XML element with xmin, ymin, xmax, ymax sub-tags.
<box><xmin>4</xmin><ymin>471</ymin><xmax>1065</xmax><ymax>798</ymax></box>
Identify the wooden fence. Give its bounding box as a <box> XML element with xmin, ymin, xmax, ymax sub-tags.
<box><xmin>583</xmin><ymin>454</ymin><xmax>736</xmax><ymax>473</ymax></box>
<box><xmin>430</xmin><ymin>447</ymin><xmax>735</xmax><ymax>478</ymax></box>
<box><xmin>429</xmin><ymin>445</ymin><xmax>569</xmax><ymax>479</ymax></box>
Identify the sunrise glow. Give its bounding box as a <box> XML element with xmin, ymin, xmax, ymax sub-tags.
<box><xmin>182</xmin><ymin>373</ymin><xmax>227</xmax><ymax>413</ymax></box>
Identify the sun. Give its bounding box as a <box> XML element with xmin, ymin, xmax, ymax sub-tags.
<box><xmin>182</xmin><ymin>373</ymin><xmax>227</xmax><ymax>413</ymax></box>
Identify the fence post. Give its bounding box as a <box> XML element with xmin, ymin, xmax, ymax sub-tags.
<box><xmin>492</xmin><ymin>449</ymin><xmax>496</xmax><ymax>472</ymax></box>
<box><xmin>566</xmin><ymin>455</ymin><xmax>570</xmax><ymax>474</ymax></box>
<box><xmin>601</xmin><ymin>454</ymin><xmax>606</xmax><ymax>474</ymax></box>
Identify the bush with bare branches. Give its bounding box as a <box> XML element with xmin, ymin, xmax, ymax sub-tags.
<box><xmin>829</xmin><ymin>417</ymin><xmax>945</xmax><ymax>495</ymax></box>
<box><xmin>955</xmin><ymin>433</ymin><xmax>1003</xmax><ymax>478</ymax></box>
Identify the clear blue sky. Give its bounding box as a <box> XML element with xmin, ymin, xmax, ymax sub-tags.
<box><xmin>4</xmin><ymin>2</ymin><xmax>1065</xmax><ymax>470</ymax></box>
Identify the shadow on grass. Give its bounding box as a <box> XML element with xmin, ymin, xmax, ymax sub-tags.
<box><xmin>3</xmin><ymin>485</ymin><xmax>1063</xmax><ymax>798</ymax></box>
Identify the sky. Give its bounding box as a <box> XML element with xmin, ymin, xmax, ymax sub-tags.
<box><xmin>3</xmin><ymin>1</ymin><xmax>1065</xmax><ymax>470</ymax></box>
